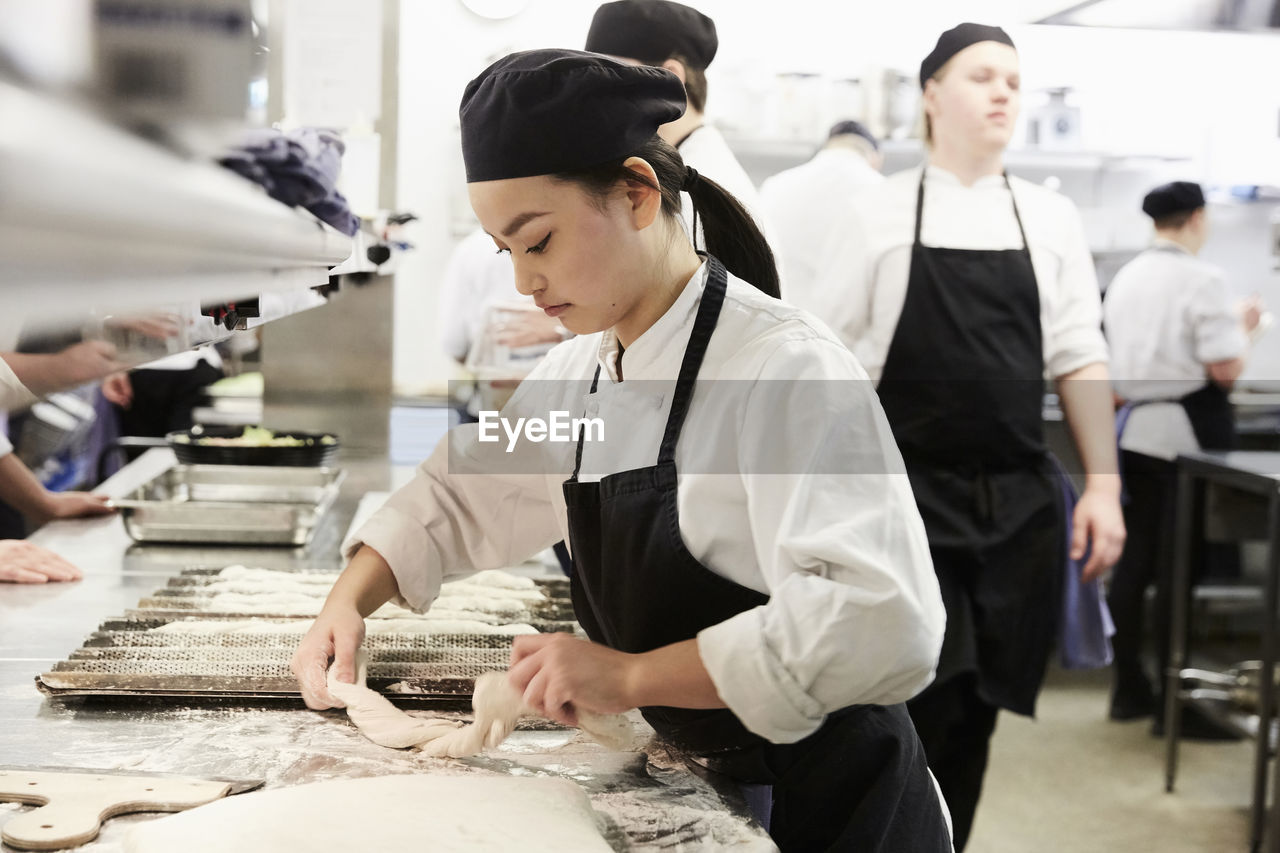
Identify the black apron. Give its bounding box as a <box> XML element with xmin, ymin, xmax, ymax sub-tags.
<box><xmin>562</xmin><ymin>257</ymin><xmax>950</xmax><ymax>850</ymax></box>
<box><xmin>876</xmin><ymin>170</ymin><xmax>1061</xmax><ymax>715</ymax></box>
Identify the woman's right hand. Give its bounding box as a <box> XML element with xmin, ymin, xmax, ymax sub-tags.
<box><xmin>291</xmin><ymin>606</ymin><xmax>367</xmax><ymax>710</ymax></box>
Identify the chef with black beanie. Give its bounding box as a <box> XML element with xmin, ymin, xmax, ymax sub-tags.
<box><xmin>814</xmin><ymin>22</ymin><xmax>1127</xmax><ymax>849</ymax></box>
<box><xmin>294</xmin><ymin>48</ymin><xmax>952</xmax><ymax>851</ymax></box>
<box><xmin>1104</xmin><ymin>181</ymin><xmax>1263</xmax><ymax>734</ymax></box>
<box><xmin>584</xmin><ymin>0</ymin><xmax>772</xmax><ymax>247</ymax></box>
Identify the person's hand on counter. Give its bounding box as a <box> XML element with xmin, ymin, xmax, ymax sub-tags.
<box><xmin>0</xmin><ymin>540</ymin><xmax>83</xmax><ymax>583</ymax></box>
<box><xmin>33</xmin><ymin>491</ymin><xmax>115</xmax><ymax>526</ymax></box>
<box><xmin>0</xmin><ymin>451</ymin><xmax>114</xmax><ymax>529</ymax></box>
<box><xmin>292</xmin><ymin>606</ymin><xmax>366</xmax><ymax>710</ymax></box>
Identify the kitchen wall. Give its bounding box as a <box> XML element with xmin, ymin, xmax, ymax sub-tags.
<box><xmin>393</xmin><ymin>2</ymin><xmax>1280</xmax><ymax>394</ymax></box>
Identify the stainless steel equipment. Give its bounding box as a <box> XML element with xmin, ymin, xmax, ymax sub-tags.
<box><xmin>37</xmin><ymin>568</ymin><xmax>576</xmax><ymax>700</ymax></box>
<box><xmin>110</xmin><ymin>465</ymin><xmax>344</xmax><ymax>545</ymax></box>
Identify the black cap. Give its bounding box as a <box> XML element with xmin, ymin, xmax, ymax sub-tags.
<box><xmin>1142</xmin><ymin>181</ymin><xmax>1205</xmax><ymax>219</ymax></box>
<box><xmin>459</xmin><ymin>49</ymin><xmax>686</xmax><ymax>184</ymax></box>
<box><xmin>585</xmin><ymin>0</ymin><xmax>718</xmax><ymax>70</ymax></box>
<box><xmin>827</xmin><ymin>119</ymin><xmax>879</xmax><ymax>151</ymax></box>
<box><xmin>919</xmin><ymin>23</ymin><xmax>1015</xmax><ymax>89</ymax></box>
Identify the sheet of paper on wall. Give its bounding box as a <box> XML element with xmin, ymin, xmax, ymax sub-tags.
<box><xmin>281</xmin><ymin>0</ymin><xmax>382</xmax><ymax>129</ymax></box>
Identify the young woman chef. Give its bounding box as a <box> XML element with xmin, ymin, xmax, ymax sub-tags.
<box><xmin>812</xmin><ymin>23</ymin><xmax>1126</xmax><ymax>851</ymax></box>
<box><xmin>292</xmin><ymin>49</ymin><xmax>952</xmax><ymax>851</ymax></box>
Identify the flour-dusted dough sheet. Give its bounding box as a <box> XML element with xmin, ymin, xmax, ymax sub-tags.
<box><xmin>124</xmin><ymin>774</ymin><xmax>613</xmax><ymax>853</ymax></box>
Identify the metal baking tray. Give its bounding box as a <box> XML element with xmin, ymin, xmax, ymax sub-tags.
<box><xmin>121</xmin><ymin>464</ymin><xmax>344</xmax><ymax>503</ymax></box>
<box><xmin>110</xmin><ymin>465</ymin><xmax>344</xmax><ymax>546</ymax></box>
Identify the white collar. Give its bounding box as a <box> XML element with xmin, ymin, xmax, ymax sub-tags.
<box><xmin>923</xmin><ymin>163</ymin><xmax>1008</xmax><ymax>190</ymax></box>
<box><xmin>1151</xmin><ymin>236</ymin><xmax>1193</xmax><ymax>256</ymax></box>
<box><xmin>597</xmin><ymin>260</ymin><xmax>709</xmax><ymax>383</ymax></box>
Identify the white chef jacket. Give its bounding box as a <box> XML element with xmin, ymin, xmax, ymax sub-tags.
<box><xmin>0</xmin><ymin>355</ymin><xmax>35</xmax><ymax>414</ymax></box>
<box><xmin>678</xmin><ymin>125</ymin><xmax>777</xmax><ymax>249</ymax></box>
<box><xmin>437</xmin><ymin>227</ymin><xmax>531</xmax><ymax>365</ymax></box>
<box><xmin>1104</xmin><ymin>239</ymin><xmax>1246</xmax><ymax>460</ymax></box>
<box><xmin>0</xmin><ymin>357</ymin><xmax>27</xmax><ymax>457</ymax></box>
<box><xmin>812</xmin><ymin>164</ymin><xmax>1109</xmax><ymax>382</ymax></box>
<box><xmin>346</xmin><ymin>261</ymin><xmax>945</xmax><ymax>744</ymax></box>
<box><xmin>761</xmin><ymin>148</ymin><xmax>884</xmax><ymax>315</ymax></box>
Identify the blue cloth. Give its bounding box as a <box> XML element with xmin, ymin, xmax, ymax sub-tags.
<box><xmin>219</xmin><ymin>128</ymin><xmax>360</xmax><ymax>236</ymax></box>
<box><xmin>1053</xmin><ymin>456</ymin><xmax>1116</xmax><ymax>669</ymax></box>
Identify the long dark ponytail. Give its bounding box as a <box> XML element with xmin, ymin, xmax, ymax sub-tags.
<box><xmin>554</xmin><ymin>136</ymin><xmax>780</xmax><ymax>298</ymax></box>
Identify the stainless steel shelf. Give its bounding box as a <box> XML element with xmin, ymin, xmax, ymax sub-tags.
<box><xmin>0</xmin><ymin>78</ymin><xmax>352</xmax><ymax>323</ymax></box>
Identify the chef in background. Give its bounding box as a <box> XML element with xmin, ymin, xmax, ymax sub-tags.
<box><xmin>436</xmin><ymin>227</ymin><xmax>569</xmax><ymax>423</ymax></box>
<box><xmin>761</xmin><ymin>119</ymin><xmax>884</xmax><ymax>314</ymax></box>
<box><xmin>813</xmin><ymin>23</ymin><xmax>1125</xmax><ymax>850</ymax></box>
<box><xmin>1103</xmin><ymin>181</ymin><xmax>1263</xmax><ymax>735</ymax></box>
<box><xmin>584</xmin><ymin>0</ymin><xmax>775</xmax><ymax>256</ymax></box>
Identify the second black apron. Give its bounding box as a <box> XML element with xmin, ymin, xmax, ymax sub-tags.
<box><xmin>876</xmin><ymin>170</ymin><xmax>1061</xmax><ymax>715</ymax></box>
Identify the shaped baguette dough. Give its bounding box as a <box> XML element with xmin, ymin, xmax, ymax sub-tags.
<box><xmin>123</xmin><ymin>774</ymin><xmax>612</xmax><ymax>853</ymax></box>
<box><xmin>327</xmin><ymin>658</ymin><xmax>634</xmax><ymax>755</ymax></box>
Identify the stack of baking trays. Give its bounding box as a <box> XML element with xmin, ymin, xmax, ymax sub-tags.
<box><xmin>109</xmin><ymin>465</ymin><xmax>345</xmax><ymax>547</ymax></box>
<box><xmin>37</xmin><ymin>566</ymin><xmax>576</xmax><ymax>701</ymax></box>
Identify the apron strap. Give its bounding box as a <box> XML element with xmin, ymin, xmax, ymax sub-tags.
<box><xmin>570</xmin><ymin>366</ymin><xmax>603</xmax><ymax>481</ymax></box>
<box><xmin>569</xmin><ymin>255</ymin><xmax>729</xmax><ymax>478</ymax></box>
<box><xmin>658</xmin><ymin>255</ymin><xmax>729</xmax><ymax>465</ymax></box>
<box><xmin>1004</xmin><ymin>171</ymin><xmax>1031</xmax><ymax>253</ymax></box>
<box><xmin>914</xmin><ymin>169</ymin><xmax>1032</xmax><ymax>253</ymax></box>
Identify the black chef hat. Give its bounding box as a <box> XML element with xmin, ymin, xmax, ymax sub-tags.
<box><xmin>828</xmin><ymin>119</ymin><xmax>879</xmax><ymax>151</ymax></box>
<box><xmin>585</xmin><ymin>0</ymin><xmax>718</xmax><ymax>70</ymax></box>
<box><xmin>459</xmin><ymin>49</ymin><xmax>687</xmax><ymax>184</ymax></box>
<box><xmin>1142</xmin><ymin>181</ymin><xmax>1205</xmax><ymax>219</ymax></box>
<box><xmin>919</xmin><ymin>23</ymin><xmax>1016</xmax><ymax>88</ymax></box>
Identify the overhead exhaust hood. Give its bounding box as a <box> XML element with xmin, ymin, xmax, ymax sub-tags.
<box><xmin>1036</xmin><ymin>0</ymin><xmax>1280</xmax><ymax>31</ymax></box>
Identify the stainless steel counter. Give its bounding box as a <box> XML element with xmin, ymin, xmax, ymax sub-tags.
<box><xmin>0</xmin><ymin>449</ymin><xmax>773</xmax><ymax>851</ymax></box>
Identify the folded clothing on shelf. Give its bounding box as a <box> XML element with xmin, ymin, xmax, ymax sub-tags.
<box><xmin>219</xmin><ymin>128</ymin><xmax>360</xmax><ymax>236</ymax></box>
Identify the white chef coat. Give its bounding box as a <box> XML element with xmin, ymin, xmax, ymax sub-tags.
<box><xmin>0</xmin><ymin>355</ymin><xmax>36</xmax><ymax>413</ymax></box>
<box><xmin>346</xmin><ymin>261</ymin><xmax>945</xmax><ymax>744</ymax></box>
<box><xmin>436</xmin><ymin>227</ymin><xmax>531</xmax><ymax>365</ymax></box>
<box><xmin>678</xmin><ymin>125</ymin><xmax>777</xmax><ymax>249</ymax></box>
<box><xmin>1104</xmin><ymin>239</ymin><xmax>1246</xmax><ymax>460</ymax></box>
<box><xmin>812</xmin><ymin>164</ymin><xmax>1109</xmax><ymax>382</ymax></box>
<box><xmin>761</xmin><ymin>148</ymin><xmax>884</xmax><ymax>315</ymax></box>
<box><xmin>0</xmin><ymin>357</ymin><xmax>27</xmax><ymax>457</ymax></box>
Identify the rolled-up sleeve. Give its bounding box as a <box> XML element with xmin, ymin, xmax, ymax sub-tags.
<box><xmin>1044</xmin><ymin>197</ymin><xmax>1109</xmax><ymax>378</ymax></box>
<box><xmin>343</xmin><ymin>425</ymin><xmax>562</xmax><ymax>611</ymax></box>
<box><xmin>697</xmin><ymin>337</ymin><xmax>945</xmax><ymax>743</ymax></box>
<box><xmin>0</xmin><ymin>356</ymin><xmax>36</xmax><ymax>412</ymax></box>
<box><xmin>341</xmin><ymin>351</ymin><xmax>583</xmax><ymax>610</ymax></box>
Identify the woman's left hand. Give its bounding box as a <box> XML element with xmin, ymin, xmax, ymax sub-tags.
<box><xmin>506</xmin><ymin>633</ymin><xmax>636</xmax><ymax>726</ymax></box>
<box><xmin>1071</xmin><ymin>487</ymin><xmax>1126</xmax><ymax>582</ymax></box>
